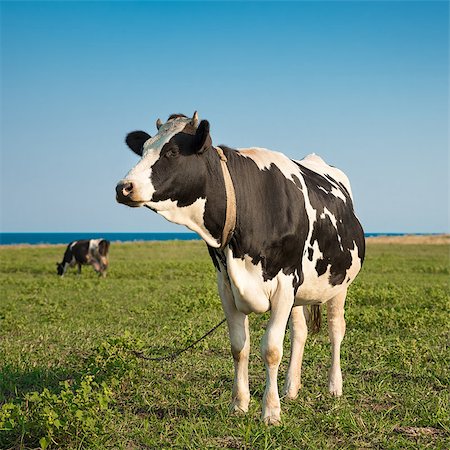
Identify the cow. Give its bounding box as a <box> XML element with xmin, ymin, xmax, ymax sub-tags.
<box><xmin>115</xmin><ymin>112</ymin><xmax>365</xmax><ymax>425</ymax></box>
<box><xmin>56</xmin><ymin>239</ymin><xmax>110</xmax><ymax>277</ymax></box>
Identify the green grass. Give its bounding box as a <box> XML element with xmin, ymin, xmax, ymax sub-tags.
<box><xmin>1</xmin><ymin>241</ymin><xmax>449</xmax><ymax>449</ymax></box>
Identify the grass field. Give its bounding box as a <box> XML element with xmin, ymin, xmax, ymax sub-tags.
<box><xmin>1</xmin><ymin>239</ymin><xmax>449</xmax><ymax>449</ymax></box>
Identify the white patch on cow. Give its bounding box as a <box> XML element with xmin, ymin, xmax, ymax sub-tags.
<box><xmin>88</xmin><ymin>239</ymin><xmax>105</xmax><ymax>271</ymax></box>
<box><xmin>156</xmin><ymin>197</ymin><xmax>219</xmax><ymax>248</ymax></box>
<box><xmin>322</xmin><ymin>207</ymin><xmax>337</xmax><ymax>229</ymax></box>
<box><xmin>226</xmin><ymin>251</ymin><xmax>276</xmax><ymax>314</ymax></box>
<box><xmin>346</xmin><ymin>244</ymin><xmax>362</xmax><ymax>282</ymax></box>
<box><xmin>89</xmin><ymin>239</ymin><xmax>100</xmax><ymax>255</ymax></box>
<box><xmin>121</xmin><ymin>117</ymin><xmax>192</xmax><ymax>203</ymax></box>
<box><xmin>295</xmin><ymin>271</ymin><xmax>343</xmax><ymax>305</ymax></box>
<box><xmin>238</xmin><ymin>147</ymin><xmax>300</xmax><ymax>184</ymax></box>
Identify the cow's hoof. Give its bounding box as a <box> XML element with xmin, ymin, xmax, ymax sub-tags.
<box><xmin>282</xmin><ymin>391</ymin><xmax>298</xmax><ymax>401</ymax></box>
<box><xmin>263</xmin><ymin>415</ymin><xmax>282</xmax><ymax>426</ymax></box>
<box><xmin>262</xmin><ymin>405</ymin><xmax>281</xmax><ymax>426</ymax></box>
<box><xmin>282</xmin><ymin>384</ymin><xmax>300</xmax><ymax>400</ymax></box>
<box><xmin>329</xmin><ymin>387</ymin><xmax>342</xmax><ymax>397</ymax></box>
<box><xmin>229</xmin><ymin>401</ymin><xmax>248</xmax><ymax>415</ymax></box>
<box><xmin>328</xmin><ymin>370</ymin><xmax>342</xmax><ymax>396</ymax></box>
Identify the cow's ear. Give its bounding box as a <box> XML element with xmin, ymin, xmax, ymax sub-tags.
<box><xmin>125</xmin><ymin>131</ymin><xmax>151</xmax><ymax>156</ymax></box>
<box><xmin>194</xmin><ymin>120</ymin><xmax>211</xmax><ymax>154</ymax></box>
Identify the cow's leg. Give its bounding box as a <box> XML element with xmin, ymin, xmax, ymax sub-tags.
<box><xmin>100</xmin><ymin>257</ymin><xmax>108</xmax><ymax>277</ymax></box>
<box><xmin>218</xmin><ymin>274</ymin><xmax>250</xmax><ymax>414</ymax></box>
<box><xmin>282</xmin><ymin>305</ymin><xmax>308</xmax><ymax>399</ymax></box>
<box><xmin>327</xmin><ymin>288</ymin><xmax>347</xmax><ymax>396</ymax></box>
<box><xmin>261</xmin><ymin>287</ymin><xmax>294</xmax><ymax>425</ymax></box>
<box><xmin>77</xmin><ymin>263</ymin><xmax>82</xmax><ymax>275</ymax></box>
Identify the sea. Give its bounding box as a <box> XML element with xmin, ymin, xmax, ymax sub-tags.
<box><xmin>0</xmin><ymin>232</ymin><xmax>200</xmax><ymax>246</ymax></box>
<box><xmin>0</xmin><ymin>232</ymin><xmax>430</xmax><ymax>246</ymax></box>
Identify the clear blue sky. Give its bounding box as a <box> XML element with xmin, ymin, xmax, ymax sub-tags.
<box><xmin>1</xmin><ymin>1</ymin><xmax>448</xmax><ymax>233</ymax></box>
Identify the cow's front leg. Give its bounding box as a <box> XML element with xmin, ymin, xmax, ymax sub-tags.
<box><xmin>327</xmin><ymin>288</ymin><xmax>347</xmax><ymax>396</ymax></box>
<box><xmin>100</xmin><ymin>257</ymin><xmax>109</xmax><ymax>277</ymax></box>
<box><xmin>261</xmin><ymin>288</ymin><xmax>294</xmax><ymax>425</ymax></box>
<box><xmin>218</xmin><ymin>274</ymin><xmax>250</xmax><ymax>414</ymax></box>
<box><xmin>282</xmin><ymin>305</ymin><xmax>308</xmax><ymax>399</ymax></box>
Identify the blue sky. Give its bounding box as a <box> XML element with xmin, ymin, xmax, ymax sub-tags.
<box><xmin>1</xmin><ymin>1</ymin><xmax>448</xmax><ymax>233</ymax></box>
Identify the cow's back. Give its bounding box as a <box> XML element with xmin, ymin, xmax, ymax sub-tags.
<box><xmin>71</xmin><ymin>240</ymin><xmax>91</xmax><ymax>264</ymax></box>
<box><xmin>297</xmin><ymin>153</ymin><xmax>354</xmax><ymax>200</ymax></box>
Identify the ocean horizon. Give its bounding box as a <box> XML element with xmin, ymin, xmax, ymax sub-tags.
<box><xmin>0</xmin><ymin>232</ymin><xmax>443</xmax><ymax>246</ymax></box>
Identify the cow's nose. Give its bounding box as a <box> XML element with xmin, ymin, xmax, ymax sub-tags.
<box><xmin>116</xmin><ymin>181</ymin><xmax>134</xmax><ymax>201</ymax></box>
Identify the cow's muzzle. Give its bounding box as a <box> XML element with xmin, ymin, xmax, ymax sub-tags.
<box><xmin>116</xmin><ymin>180</ymin><xmax>145</xmax><ymax>207</ymax></box>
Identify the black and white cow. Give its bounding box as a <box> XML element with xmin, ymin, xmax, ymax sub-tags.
<box><xmin>116</xmin><ymin>112</ymin><xmax>365</xmax><ymax>425</ymax></box>
<box><xmin>56</xmin><ymin>239</ymin><xmax>110</xmax><ymax>277</ymax></box>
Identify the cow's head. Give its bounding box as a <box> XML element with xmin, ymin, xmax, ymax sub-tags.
<box><xmin>56</xmin><ymin>262</ymin><xmax>65</xmax><ymax>276</ymax></box>
<box><xmin>116</xmin><ymin>112</ymin><xmax>212</xmax><ymax>211</ymax></box>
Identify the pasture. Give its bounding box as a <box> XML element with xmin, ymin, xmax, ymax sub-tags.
<box><xmin>1</xmin><ymin>239</ymin><xmax>449</xmax><ymax>449</ymax></box>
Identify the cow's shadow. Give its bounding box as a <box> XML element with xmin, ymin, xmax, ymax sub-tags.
<box><xmin>0</xmin><ymin>365</ymin><xmax>84</xmax><ymax>402</ymax></box>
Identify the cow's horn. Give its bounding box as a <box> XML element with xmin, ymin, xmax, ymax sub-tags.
<box><xmin>156</xmin><ymin>118</ymin><xmax>163</xmax><ymax>130</ymax></box>
<box><xmin>191</xmin><ymin>111</ymin><xmax>199</xmax><ymax>127</ymax></box>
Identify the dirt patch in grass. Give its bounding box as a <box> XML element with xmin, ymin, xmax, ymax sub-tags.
<box><xmin>394</xmin><ymin>426</ymin><xmax>445</xmax><ymax>438</ymax></box>
<box><xmin>214</xmin><ymin>436</ymin><xmax>244</xmax><ymax>449</ymax></box>
<box><xmin>366</xmin><ymin>234</ymin><xmax>449</xmax><ymax>245</ymax></box>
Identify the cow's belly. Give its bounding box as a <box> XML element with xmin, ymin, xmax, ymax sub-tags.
<box><xmin>294</xmin><ymin>262</ymin><xmax>345</xmax><ymax>304</ymax></box>
<box><xmin>294</xmin><ymin>280</ymin><xmax>343</xmax><ymax>306</ymax></box>
<box><xmin>225</xmin><ymin>247</ymin><xmax>362</xmax><ymax>312</ymax></box>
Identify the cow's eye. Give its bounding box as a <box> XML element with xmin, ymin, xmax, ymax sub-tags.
<box><xmin>165</xmin><ymin>148</ymin><xmax>179</xmax><ymax>158</ymax></box>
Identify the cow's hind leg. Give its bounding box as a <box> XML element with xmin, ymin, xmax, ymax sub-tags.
<box><xmin>327</xmin><ymin>288</ymin><xmax>347</xmax><ymax>396</ymax></box>
<box><xmin>261</xmin><ymin>286</ymin><xmax>294</xmax><ymax>425</ymax></box>
<box><xmin>282</xmin><ymin>305</ymin><xmax>308</xmax><ymax>399</ymax></box>
<box><xmin>218</xmin><ymin>275</ymin><xmax>250</xmax><ymax>414</ymax></box>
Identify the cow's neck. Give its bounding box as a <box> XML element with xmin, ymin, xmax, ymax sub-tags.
<box><xmin>155</xmin><ymin>147</ymin><xmax>232</xmax><ymax>248</ymax></box>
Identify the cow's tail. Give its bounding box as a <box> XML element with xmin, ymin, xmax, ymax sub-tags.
<box><xmin>307</xmin><ymin>305</ymin><xmax>322</xmax><ymax>333</ymax></box>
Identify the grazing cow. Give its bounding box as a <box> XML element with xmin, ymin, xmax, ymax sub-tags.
<box><xmin>115</xmin><ymin>112</ymin><xmax>365</xmax><ymax>424</ymax></box>
<box><xmin>56</xmin><ymin>239</ymin><xmax>110</xmax><ymax>277</ymax></box>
